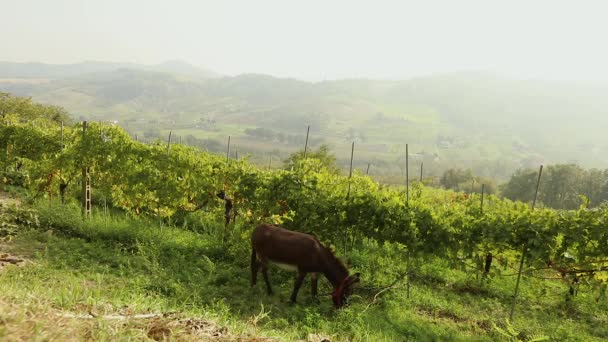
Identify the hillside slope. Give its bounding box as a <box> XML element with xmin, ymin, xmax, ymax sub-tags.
<box><xmin>2</xmin><ymin>64</ymin><xmax>607</xmax><ymax>179</ymax></box>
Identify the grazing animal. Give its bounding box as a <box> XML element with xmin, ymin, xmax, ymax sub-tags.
<box><xmin>250</xmin><ymin>223</ymin><xmax>360</xmax><ymax>308</ymax></box>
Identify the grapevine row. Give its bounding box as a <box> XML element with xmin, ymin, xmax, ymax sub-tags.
<box><xmin>1</xmin><ymin>120</ymin><xmax>607</xmax><ymax>284</ymax></box>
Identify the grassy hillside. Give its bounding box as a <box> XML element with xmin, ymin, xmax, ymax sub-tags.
<box><xmin>1</xmin><ymin>196</ymin><xmax>606</xmax><ymax>341</ymax></box>
<box><xmin>1</xmin><ymin>112</ymin><xmax>607</xmax><ymax>340</ymax></box>
<box><xmin>2</xmin><ymin>64</ymin><xmax>608</xmax><ymax>181</ymax></box>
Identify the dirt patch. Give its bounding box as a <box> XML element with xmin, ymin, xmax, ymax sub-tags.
<box><xmin>56</xmin><ymin>312</ymin><xmax>278</xmax><ymax>341</ymax></box>
<box><xmin>0</xmin><ymin>252</ymin><xmax>27</xmax><ymax>272</ymax></box>
<box><xmin>150</xmin><ymin>315</ymin><xmax>279</xmax><ymax>341</ymax></box>
<box><xmin>451</xmin><ymin>282</ymin><xmax>493</xmax><ymax>297</ymax></box>
<box><xmin>139</xmin><ymin>316</ymin><xmax>277</xmax><ymax>341</ymax></box>
<box><xmin>415</xmin><ymin>305</ymin><xmax>494</xmax><ymax>334</ymax></box>
<box><xmin>475</xmin><ymin>319</ymin><xmax>492</xmax><ymax>332</ymax></box>
<box><xmin>0</xmin><ymin>302</ymin><xmax>278</xmax><ymax>342</ymax></box>
<box><xmin>415</xmin><ymin>306</ymin><xmax>468</xmax><ymax>323</ymax></box>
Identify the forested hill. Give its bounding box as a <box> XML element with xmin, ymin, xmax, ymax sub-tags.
<box><xmin>0</xmin><ymin>60</ymin><xmax>219</xmax><ymax>79</ymax></box>
<box><xmin>2</xmin><ymin>62</ymin><xmax>608</xmax><ymax>179</ymax></box>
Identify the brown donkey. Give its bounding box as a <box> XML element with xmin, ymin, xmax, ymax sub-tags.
<box><xmin>251</xmin><ymin>223</ymin><xmax>360</xmax><ymax>308</ymax></box>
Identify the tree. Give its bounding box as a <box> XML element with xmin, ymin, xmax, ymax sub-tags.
<box><xmin>440</xmin><ymin>168</ymin><xmax>473</xmax><ymax>191</ymax></box>
<box><xmin>541</xmin><ymin>164</ymin><xmax>584</xmax><ymax>209</ymax></box>
<box><xmin>579</xmin><ymin>169</ymin><xmax>608</xmax><ymax>207</ymax></box>
<box><xmin>283</xmin><ymin>144</ymin><xmax>340</xmax><ymax>174</ymax></box>
<box><xmin>501</xmin><ymin>164</ymin><xmax>607</xmax><ymax>209</ymax></box>
<box><xmin>500</xmin><ymin>169</ymin><xmax>539</xmax><ymax>203</ymax></box>
<box><xmin>470</xmin><ymin>177</ymin><xmax>497</xmax><ymax>195</ymax></box>
<box><xmin>0</xmin><ymin>92</ymin><xmax>71</xmax><ymax>124</ymax></box>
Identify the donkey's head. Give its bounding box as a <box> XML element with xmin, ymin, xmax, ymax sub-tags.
<box><xmin>332</xmin><ymin>272</ymin><xmax>360</xmax><ymax>308</ymax></box>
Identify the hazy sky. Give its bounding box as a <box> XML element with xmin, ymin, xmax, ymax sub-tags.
<box><xmin>2</xmin><ymin>0</ymin><xmax>607</xmax><ymax>81</ymax></box>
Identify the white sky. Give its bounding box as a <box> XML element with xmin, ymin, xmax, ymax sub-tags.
<box><xmin>2</xmin><ymin>0</ymin><xmax>607</xmax><ymax>81</ymax></box>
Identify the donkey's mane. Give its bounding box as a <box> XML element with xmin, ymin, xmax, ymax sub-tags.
<box><xmin>321</xmin><ymin>243</ymin><xmax>348</xmax><ymax>275</ymax></box>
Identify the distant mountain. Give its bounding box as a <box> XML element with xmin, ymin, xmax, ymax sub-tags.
<box><xmin>2</xmin><ymin>66</ymin><xmax>608</xmax><ymax>178</ymax></box>
<box><xmin>0</xmin><ymin>60</ymin><xmax>220</xmax><ymax>79</ymax></box>
<box><xmin>151</xmin><ymin>60</ymin><xmax>220</xmax><ymax>78</ymax></box>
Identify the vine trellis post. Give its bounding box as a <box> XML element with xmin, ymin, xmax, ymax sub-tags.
<box><xmin>166</xmin><ymin>131</ymin><xmax>172</xmax><ymax>156</ymax></box>
<box><xmin>81</xmin><ymin>121</ymin><xmax>91</xmax><ymax>217</ymax></box>
<box><xmin>226</xmin><ymin>136</ymin><xmax>231</xmax><ymax>163</ymax></box>
<box><xmin>303</xmin><ymin>125</ymin><xmax>310</xmax><ymax>159</ymax></box>
<box><xmin>509</xmin><ymin>164</ymin><xmax>543</xmax><ymax>320</ymax></box>
<box><xmin>346</xmin><ymin>141</ymin><xmax>355</xmax><ymax>199</ymax></box>
<box><xmin>345</xmin><ymin>142</ymin><xmax>355</xmax><ymax>252</ymax></box>
<box><xmin>406</xmin><ymin>143</ymin><xmax>411</xmax><ymax>299</ymax></box>
<box><xmin>220</xmin><ymin>135</ymin><xmax>233</xmax><ymax>243</ymax></box>
<box><xmin>406</xmin><ymin>144</ymin><xmax>409</xmax><ymax>204</ymax></box>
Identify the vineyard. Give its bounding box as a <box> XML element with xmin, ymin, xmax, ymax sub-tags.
<box><xmin>1</xmin><ymin>116</ymin><xmax>608</xmax><ymax>340</ymax></box>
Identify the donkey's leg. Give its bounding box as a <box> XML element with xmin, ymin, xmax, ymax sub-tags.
<box><xmin>290</xmin><ymin>271</ymin><xmax>307</xmax><ymax>303</ymax></box>
<box><xmin>260</xmin><ymin>259</ymin><xmax>273</xmax><ymax>295</ymax></box>
<box><xmin>311</xmin><ymin>272</ymin><xmax>319</xmax><ymax>299</ymax></box>
<box><xmin>250</xmin><ymin>248</ymin><xmax>259</xmax><ymax>287</ymax></box>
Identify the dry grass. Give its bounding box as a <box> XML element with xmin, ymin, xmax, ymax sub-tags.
<box><xmin>0</xmin><ymin>296</ymin><xmax>276</xmax><ymax>341</ymax></box>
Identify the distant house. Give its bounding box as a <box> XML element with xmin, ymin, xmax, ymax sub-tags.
<box><xmin>437</xmin><ymin>140</ymin><xmax>452</xmax><ymax>149</ymax></box>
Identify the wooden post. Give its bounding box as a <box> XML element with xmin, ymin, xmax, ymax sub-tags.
<box><xmin>407</xmin><ymin>251</ymin><xmax>411</xmax><ymax>299</ymax></box>
<box><xmin>179</xmin><ymin>135</ymin><xmax>182</xmax><ymax>145</ymax></box>
<box><xmin>481</xmin><ymin>183</ymin><xmax>490</xmax><ymax>278</ymax></box>
<box><xmin>419</xmin><ymin>161</ymin><xmax>423</xmax><ymax>183</ymax></box>
<box><xmin>366</xmin><ymin>163</ymin><xmax>371</xmax><ymax>175</ymax></box>
<box><xmin>346</xmin><ymin>142</ymin><xmax>355</xmax><ymax>199</ymax></box>
<box><xmin>509</xmin><ymin>164</ymin><xmax>543</xmax><ymax>320</ymax></box>
<box><xmin>82</xmin><ymin>169</ymin><xmax>91</xmax><ymax>217</ymax></box>
<box><xmin>235</xmin><ymin>146</ymin><xmax>238</xmax><ymax>160</ymax></box>
<box><xmin>532</xmin><ymin>165</ymin><xmax>543</xmax><ymax>209</ymax></box>
<box><xmin>343</xmin><ymin>142</ymin><xmax>356</xmax><ymax>252</ymax></box>
<box><xmin>135</xmin><ymin>134</ymin><xmax>138</xmax><ymax>142</ymax></box>
<box><xmin>406</xmin><ymin>143</ymin><xmax>411</xmax><ymax>298</ymax></box>
<box><xmin>226</xmin><ymin>136</ymin><xmax>231</xmax><ymax>162</ymax></box>
<box><xmin>81</xmin><ymin>121</ymin><xmax>91</xmax><ymax>217</ymax></box>
<box><xmin>166</xmin><ymin>131</ymin><xmax>172</xmax><ymax>156</ymax></box>
<box><xmin>303</xmin><ymin>125</ymin><xmax>310</xmax><ymax>159</ymax></box>
<box><xmin>406</xmin><ymin>144</ymin><xmax>409</xmax><ymax>205</ymax></box>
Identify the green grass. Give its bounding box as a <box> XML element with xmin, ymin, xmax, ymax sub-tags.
<box><xmin>1</xmin><ymin>199</ymin><xmax>607</xmax><ymax>341</ymax></box>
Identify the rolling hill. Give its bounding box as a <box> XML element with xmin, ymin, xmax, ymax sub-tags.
<box><xmin>2</xmin><ymin>62</ymin><xmax>607</xmax><ymax>181</ymax></box>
